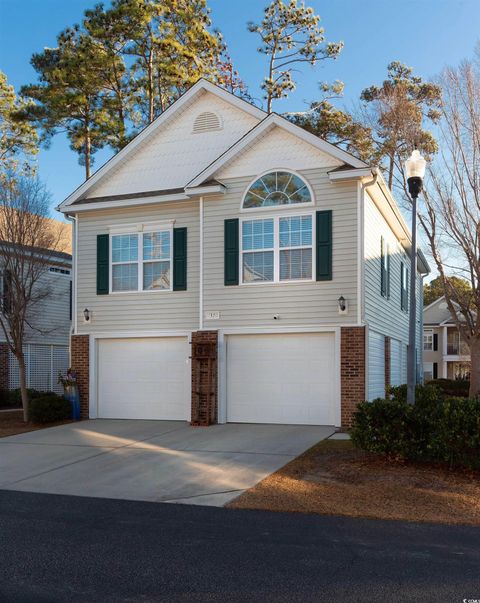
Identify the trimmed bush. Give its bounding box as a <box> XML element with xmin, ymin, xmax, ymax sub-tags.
<box><xmin>29</xmin><ymin>393</ymin><xmax>71</xmax><ymax>424</ymax></box>
<box><xmin>428</xmin><ymin>378</ymin><xmax>470</xmax><ymax>398</ymax></box>
<box><xmin>351</xmin><ymin>385</ymin><xmax>480</xmax><ymax>469</ymax></box>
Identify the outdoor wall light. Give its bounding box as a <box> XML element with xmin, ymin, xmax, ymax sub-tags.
<box><xmin>83</xmin><ymin>308</ymin><xmax>91</xmax><ymax>323</ymax></box>
<box><xmin>338</xmin><ymin>296</ymin><xmax>348</xmax><ymax>314</ymax></box>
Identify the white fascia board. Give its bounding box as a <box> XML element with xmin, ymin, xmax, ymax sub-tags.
<box><xmin>58</xmin><ymin>79</ymin><xmax>265</xmax><ymax>212</ymax></box>
<box><xmin>328</xmin><ymin>168</ymin><xmax>373</xmax><ymax>181</ymax></box>
<box><xmin>187</xmin><ymin>113</ymin><xmax>368</xmax><ymax>188</ymax></box>
<box><xmin>184</xmin><ymin>183</ymin><xmax>226</xmax><ymax>197</ymax></box>
<box><xmin>64</xmin><ymin>192</ymin><xmax>189</xmax><ymax>214</ymax></box>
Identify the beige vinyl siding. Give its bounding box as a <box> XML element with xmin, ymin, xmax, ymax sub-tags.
<box><xmin>76</xmin><ymin>200</ymin><xmax>199</xmax><ymax>333</ymax></box>
<box><xmin>202</xmin><ymin>167</ymin><xmax>358</xmax><ymax>328</ymax></box>
<box><xmin>364</xmin><ymin>193</ymin><xmax>424</xmax><ymax>377</ymax></box>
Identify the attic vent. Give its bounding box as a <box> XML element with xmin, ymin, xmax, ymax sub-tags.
<box><xmin>192</xmin><ymin>111</ymin><xmax>222</xmax><ymax>134</ymax></box>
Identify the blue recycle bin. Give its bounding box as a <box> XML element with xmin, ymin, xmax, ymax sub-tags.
<box><xmin>64</xmin><ymin>385</ymin><xmax>81</xmax><ymax>421</ymax></box>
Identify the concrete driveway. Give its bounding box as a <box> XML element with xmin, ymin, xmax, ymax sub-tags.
<box><xmin>0</xmin><ymin>420</ymin><xmax>334</xmax><ymax>506</ymax></box>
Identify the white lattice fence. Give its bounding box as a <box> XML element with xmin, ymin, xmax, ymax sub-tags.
<box><xmin>8</xmin><ymin>344</ymin><xmax>69</xmax><ymax>394</ymax></box>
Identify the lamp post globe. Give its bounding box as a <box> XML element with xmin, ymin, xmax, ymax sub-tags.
<box><xmin>404</xmin><ymin>149</ymin><xmax>427</xmax><ymax>405</ymax></box>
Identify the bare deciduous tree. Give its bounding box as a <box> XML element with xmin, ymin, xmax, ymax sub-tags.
<box><xmin>420</xmin><ymin>59</ymin><xmax>480</xmax><ymax>397</ymax></box>
<box><xmin>0</xmin><ymin>174</ymin><xmax>65</xmax><ymax>421</ymax></box>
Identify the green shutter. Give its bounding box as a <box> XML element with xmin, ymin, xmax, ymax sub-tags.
<box><xmin>380</xmin><ymin>237</ymin><xmax>386</xmax><ymax>297</ymax></box>
<box><xmin>386</xmin><ymin>244</ymin><xmax>391</xmax><ymax>298</ymax></box>
<box><xmin>224</xmin><ymin>218</ymin><xmax>239</xmax><ymax>286</ymax></box>
<box><xmin>316</xmin><ymin>210</ymin><xmax>332</xmax><ymax>281</ymax></box>
<box><xmin>96</xmin><ymin>234</ymin><xmax>109</xmax><ymax>295</ymax></box>
<box><xmin>173</xmin><ymin>227</ymin><xmax>187</xmax><ymax>291</ymax></box>
<box><xmin>400</xmin><ymin>261</ymin><xmax>404</xmax><ymax>310</ymax></box>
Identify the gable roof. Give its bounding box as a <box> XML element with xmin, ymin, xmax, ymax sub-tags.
<box><xmin>187</xmin><ymin>113</ymin><xmax>367</xmax><ymax>188</ymax></box>
<box><xmin>58</xmin><ymin>79</ymin><xmax>265</xmax><ymax>212</ymax></box>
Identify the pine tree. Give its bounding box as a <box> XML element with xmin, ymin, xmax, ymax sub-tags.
<box><xmin>248</xmin><ymin>0</ymin><xmax>343</xmax><ymax>113</ymax></box>
<box><xmin>0</xmin><ymin>71</ymin><xmax>38</xmax><ymax>175</ymax></box>
<box><xmin>21</xmin><ymin>30</ymin><xmax>121</xmax><ymax>179</ymax></box>
<box><xmin>360</xmin><ymin>61</ymin><xmax>441</xmax><ymax>190</ymax></box>
<box><xmin>287</xmin><ymin>82</ymin><xmax>375</xmax><ymax>162</ymax></box>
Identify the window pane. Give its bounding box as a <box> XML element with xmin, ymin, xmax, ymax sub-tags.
<box><xmin>143</xmin><ymin>231</ymin><xmax>170</xmax><ymax>261</ymax></box>
<box><xmin>242</xmin><ymin>219</ymin><xmax>273</xmax><ymax>251</ymax></box>
<box><xmin>280</xmin><ymin>249</ymin><xmax>312</xmax><ymax>280</ymax></box>
<box><xmin>261</xmin><ymin>173</ymin><xmax>276</xmax><ymax>194</ymax></box>
<box><xmin>112</xmin><ymin>234</ymin><xmax>138</xmax><ymax>263</ymax></box>
<box><xmin>243</xmin><ymin>172</ymin><xmax>312</xmax><ymax>209</ymax></box>
<box><xmin>243</xmin><ymin>251</ymin><xmax>274</xmax><ymax>282</ymax></box>
<box><xmin>243</xmin><ymin>192</ymin><xmax>264</xmax><ymax>209</ymax></box>
<box><xmin>279</xmin><ymin>215</ymin><xmax>312</xmax><ymax>247</ymax></box>
<box><xmin>112</xmin><ymin>263</ymin><xmax>138</xmax><ymax>291</ymax></box>
<box><xmin>143</xmin><ymin>261</ymin><xmax>170</xmax><ymax>290</ymax></box>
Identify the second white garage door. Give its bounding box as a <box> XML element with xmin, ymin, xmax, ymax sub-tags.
<box><xmin>226</xmin><ymin>333</ymin><xmax>337</xmax><ymax>425</ymax></box>
<box><xmin>97</xmin><ymin>337</ymin><xmax>190</xmax><ymax>420</ymax></box>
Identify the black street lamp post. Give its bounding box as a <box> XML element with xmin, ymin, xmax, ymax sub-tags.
<box><xmin>405</xmin><ymin>149</ymin><xmax>427</xmax><ymax>405</ymax></box>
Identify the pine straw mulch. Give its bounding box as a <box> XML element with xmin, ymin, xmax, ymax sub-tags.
<box><xmin>0</xmin><ymin>410</ymin><xmax>71</xmax><ymax>438</ymax></box>
<box><xmin>227</xmin><ymin>439</ymin><xmax>480</xmax><ymax>525</ymax></box>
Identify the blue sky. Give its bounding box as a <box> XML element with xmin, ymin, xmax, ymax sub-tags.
<box><xmin>0</xmin><ymin>0</ymin><xmax>479</xmax><ymax>213</ymax></box>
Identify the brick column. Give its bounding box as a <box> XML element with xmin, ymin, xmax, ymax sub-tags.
<box><xmin>71</xmin><ymin>335</ymin><xmax>89</xmax><ymax>419</ymax></box>
<box><xmin>341</xmin><ymin>326</ymin><xmax>366</xmax><ymax>428</ymax></box>
<box><xmin>384</xmin><ymin>336</ymin><xmax>391</xmax><ymax>397</ymax></box>
<box><xmin>0</xmin><ymin>342</ymin><xmax>9</xmax><ymax>391</ymax></box>
<box><xmin>191</xmin><ymin>330</ymin><xmax>218</xmax><ymax>426</ymax></box>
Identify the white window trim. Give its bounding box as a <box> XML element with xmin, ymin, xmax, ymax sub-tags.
<box><xmin>239</xmin><ymin>211</ymin><xmax>316</xmax><ymax>285</ymax></box>
<box><xmin>49</xmin><ymin>266</ymin><xmax>71</xmax><ymax>276</ymax></box>
<box><xmin>109</xmin><ymin>228</ymin><xmax>173</xmax><ymax>294</ymax></box>
<box><xmin>240</xmin><ymin>169</ymin><xmax>315</xmax><ymax>213</ymax></box>
<box><xmin>423</xmin><ymin>330</ymin><xmax>433</xmax><ymax>351</ymax></box>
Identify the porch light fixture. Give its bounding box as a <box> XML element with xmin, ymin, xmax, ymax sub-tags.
<box><xmin>404</xmin><ymin>149</ymin><xmax>427</xmax><ymax>405</ymax></box>
<box><xmin>83</xmin><ymin>308</ymin><xmax>91</xmax><ymax>323</ymax></box>
<box><xmin>338</xmin><ymin>296</ymin><xmax>347</xmax><ymax>314</ymax></box>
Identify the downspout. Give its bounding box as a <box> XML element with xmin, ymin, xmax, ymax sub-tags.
<box><xmin>199</xmin><ymin>196</ymin><xmax>204</xmax><ymax>330</ymax></box>
<box><xmin>65</xmin><ymin>214</ymin><xmax>77</xmax><ymax>365</ymax></box>
<box><xmin>359</xmin><ymin>170</ymin><xmax>378</xmax><ymax>325</ymax></box>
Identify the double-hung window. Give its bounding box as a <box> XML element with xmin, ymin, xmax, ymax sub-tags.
<box><xmin>111</xmin><ymin>229</ymin><xmax>172</xmax><ymax>292</ymax></box>
<box><xmin>423</xmin><ymin>330</ymin><xmax>433</xmax><ymax>351</ymax></box>
<box><xmin>241</xmin><ymin>214</ymin><xmax>313</xmax><ymax>283</ymax></box>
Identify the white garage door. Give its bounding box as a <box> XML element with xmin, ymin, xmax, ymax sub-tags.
<box><xmin>226</xmin><ymin>333</ymin><xmax>337</xmax><ymax>425</ymax></box>
<box><xmin>368</xmin><ymin>330</ymin><xmax>385</xmax><ymax>400</ymax></box>
<box><xmin>97</xmin><ymin>337</ymin><xmax>190</xmax><ymax>420</ymax></box>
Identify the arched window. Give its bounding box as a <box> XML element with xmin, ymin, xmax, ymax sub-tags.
<box><xmin>243</xmin><ymin>171</ymin><xmax>312</xmax><ymax>209</ymax></box>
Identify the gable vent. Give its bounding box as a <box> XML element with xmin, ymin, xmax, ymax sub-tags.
<box><xmin>192</xmin><ymin>111</ymin><xmax>222</xmax><ymax>134</ymax></box>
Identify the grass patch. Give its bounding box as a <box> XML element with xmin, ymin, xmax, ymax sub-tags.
<box><xmin>227</xmin><ymin>439</ymin><xmax>480</xmax><ymax>525</ymax></box>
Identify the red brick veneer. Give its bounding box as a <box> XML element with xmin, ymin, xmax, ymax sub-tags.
<box><xmin>341</xmin><ymin>326</ymin><xmax>366</xmax><ymax>428</ymax></box>
<box><xmin>191</xmin><ymin>330</ymin><xmax>218</xmax><ymax>426</ymax></box>
<box><xmin>71</xmin><ymin>334</ymin><xmax>89</xmax><ymax>419</ymax></box>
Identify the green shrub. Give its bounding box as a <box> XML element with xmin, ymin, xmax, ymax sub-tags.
<box><xmin>351</xmin><ymin>385</ymin><xmax>480</xmax><ymax>469</ymax></box>
<box><xmin>428</xmin><ymin>378</ymin><xmax>470</xmax><ymax>398</ymax></box>
<box><xmin>29</xmin><ymin>393</ymin><xmax>71</xmax><ymax>424</ymax></box>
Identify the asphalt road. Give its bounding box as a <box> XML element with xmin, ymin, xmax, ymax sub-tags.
<box><xmin>0</xmin><ymin>490</ymin><xmax>478</xmax><ymax>602</ymax></box>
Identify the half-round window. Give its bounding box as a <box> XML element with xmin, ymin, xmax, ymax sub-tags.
<box><xmin>243</xmin><ymin>171</ymin><xmax>312</xmax><ymax>209</ymax></box>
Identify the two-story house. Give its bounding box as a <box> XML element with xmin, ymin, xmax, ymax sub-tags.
<box><xmin>58</xmin><ymin>79</ymin><xmax>429</xmax><ymax>429</ymax></box>
<box><xmin>423</xmin><ymin>296</ymin><xmax>471</xmax><ymax>381</ymax></box>
<box><xmin>0</xmin><ymin>241</ymin><xmax>72</xmax><ymax>395</ymax></box>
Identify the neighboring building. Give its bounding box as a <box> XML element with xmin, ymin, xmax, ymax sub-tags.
<box><xmin>423</xmin><ymin>296</ymin><xmax>471</xmax><ymax>381</ymax></box>
<box><xmin>58</xmin><ymin>79</ymin><xmax>429</xmax><ymax>429</ymax></box>
<box><xmin>0</xmin><ymin>242</ymin><xmax>72</xmax><ymax>395</ymax></box>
